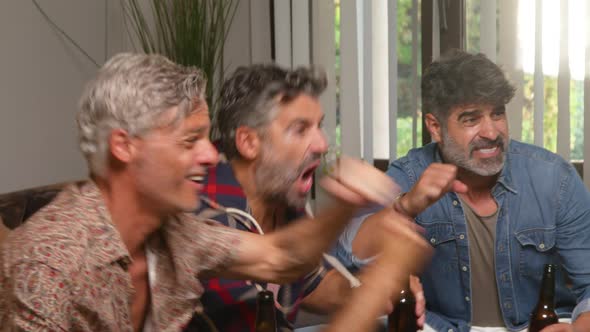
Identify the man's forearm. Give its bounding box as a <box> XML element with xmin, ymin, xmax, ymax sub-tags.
<box><xmin>323</xmin><ymin>261</ymin><xmax>403</xmax><ymax>332</ymax></box>
<box><xmin>301</xmin><ymin>270</ymin><xmax>352</xmax><ymax>314</ymax></box>
<box><xmin>352</xmin><ymin>208</ymin><xmax>416</xmax><ymax>260</ymax></box>
<box><xmin>221</xmin><ymin>201</ymin><xmax>358</xmax><ymax>284</ymax></box>
<box><xmin>324</xmin><ymin>198</ymin><xmax>433</xmax><ymax>332</ymax></box>
<box><xmin>270</xmin><ymin>201</ymin><xmax>357</xmax><ymax>271</ymax></box>
<box><xmin>573</xmin><ymin>311</ymin><xmax>590</xmax><ymax>331</ymax></box>
<box><xmin>221</xmin><ymin>157</ymin><xmax>400</xmax><ymax>283</ymax></box>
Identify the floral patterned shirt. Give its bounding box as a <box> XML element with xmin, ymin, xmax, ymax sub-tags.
<box><xmin>0</xmin><ymin>181</ymin><xmax>240</xmax><ymax>331</ymax></box>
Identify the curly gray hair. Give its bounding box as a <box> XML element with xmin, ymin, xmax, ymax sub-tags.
<box><xmin>216</xmin><ymin>64</ymin><xmax>327</xmax><ymax>160</ymax></box>
<box><xmin>422</xmin><ymin>49</ymin><xmax>515</xmax><ymax>122</ymax></box>
<box><xmin>77</xmin><ymin>52</ymin><xmax>207</xmax><ymax>178</ymax></box>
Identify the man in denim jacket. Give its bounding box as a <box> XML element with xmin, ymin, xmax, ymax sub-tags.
<box><xmin>337</xmin><ymin>50</ymin><xmax>590</xmax><ymax>332</ymax></box>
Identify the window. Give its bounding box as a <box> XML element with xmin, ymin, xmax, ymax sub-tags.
<box><xmin>466</xmin><ymin>0</ymin><xmax>588</xmax><ymax>162</ymax></box>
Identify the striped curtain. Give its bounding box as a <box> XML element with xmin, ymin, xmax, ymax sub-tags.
<box><xmin>272</xmin><ymin>0</ymin><xmax>425</xmax><ymax>208</ymax></box>
<box><xmin>272</xmin><ymin>0</ymin><xmax>423</xmax><ymax>163</ymax></box>
<box><xmin>272</xmin><ymin>0</ymin><xmax>590</xmax><ymax>199</ymax></box>
<box><xmin>489</xmin><ymin>0</ymin><xmax>590</xmax><ymax>187</ymax></box>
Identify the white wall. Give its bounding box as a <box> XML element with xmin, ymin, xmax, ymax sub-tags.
<box><xmin>0</xmin><ymin>0</ymin><xmax>129</xmax><ymax>193</ymax></box>
<box><xmin>223</xmin><ymin>0</ymin><xmax>272</xmax><ymax>77</ymax></box>
<box><xmin>0</xmin><ymin>0</ymin><xmax>270</xmax><ymax>194</ymax></box>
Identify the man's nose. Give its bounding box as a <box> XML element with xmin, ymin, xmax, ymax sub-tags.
<box><xmin>479</xmin><ymin>116</ymin><xmax>499</xmax><ymax>141</ymax></box>
<box><xmin>199</xmin><ymin>139</ymin><xmax>219</xmax><ymax>167</ymax></box>
<box><xmin>311</xmin><ymin>129</ymin><xmax>329</xmax><ymax>154</ymax></box>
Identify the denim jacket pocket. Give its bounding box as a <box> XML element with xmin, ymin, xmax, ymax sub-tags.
<box><xmin>423</xmin><ymin>222</ymin><xmax>458</xmax><ymax>275</ymax></box>
<box><xmin>515</xmin><ymin>227</ymin><xmax>556</xmax><ymax>277</ymax></box>
<box><xmin>424</xmin><ymin>222</ymin><xmax>456</xmax><ymax>246</ymax></box>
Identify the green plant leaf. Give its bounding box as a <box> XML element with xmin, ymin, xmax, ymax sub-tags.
<box><xmin>122</xmin><ymin>0</ymin><xmax>239</xmax><ymax>120</ymax></box>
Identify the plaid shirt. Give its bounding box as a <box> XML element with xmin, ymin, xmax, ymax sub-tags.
<box><xmin>185</xmin><ymin>153</ymin><xmax>325</xmax><ymax>332</ymax></box>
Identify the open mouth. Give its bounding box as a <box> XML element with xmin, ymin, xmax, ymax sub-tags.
<box><xmin>476</xmin><ymin>146</ymin><xmax>498</xmax><ymax>154</ymax></box>
<box><xmin>298</xmin><ymin>161</ymin><xmax>320</xmax><ymax>193</ymax></box>
<box><xmin>188</xmin><ymin>175</ymin><xmax>205</xmax><ymax>185</ymax></box>
<box><xmin>472</xmin><ymin>144</ymin><xmax>502</xmax><ymax>157</ymax></box>
<box><xmin>471</xmin><ymin>137</ymin><xmax>505</xmax><ymax>157</ymax></box>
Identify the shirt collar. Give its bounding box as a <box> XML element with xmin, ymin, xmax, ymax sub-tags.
<box><xmin>202</xmin><ymin>149</ymin><xmax>306</xmax><ymax>227</ymax></box>
<box><xmin>73</xmin><ymin>180</ymin><xmax>132</xmax><ymax>268</ymax></box>
<box><xmin>494</xmin><ymin>141</ymin><xmax>517</xmax><ymax>194</ymax></box>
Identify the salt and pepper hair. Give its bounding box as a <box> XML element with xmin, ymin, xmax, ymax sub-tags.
<box><xmin>422</xmin><ymin>49</ymin><xmax>516</xmax><ymax>122</ymax></box>
<box><xmin>216</xmin><ymin>64</ymin><xmax>327</xmax><ymax>161</ymax></box>
<box><xmin>77</xmin><ymin>52</ymin><xmax>207</xmax><ymax>178</ymax></box>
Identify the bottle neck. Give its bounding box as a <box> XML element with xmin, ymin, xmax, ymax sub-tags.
<box><xmin>256</xmin><ymin>290</ymin><xmax>277</xmax><ymax>330</ymax></box>
<box><xmin>537</xmin><ymin>265</ymin><xmax>555</xmax><ymax>307</ymax></box>
<box><xmin>400</xmin><ymin>279</ymin><xmax>414</xmax><ymax>301</ymax></box>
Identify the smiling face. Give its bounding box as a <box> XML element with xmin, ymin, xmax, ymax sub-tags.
<box><xmin>428</xmin><ymin>104</ymin><xmax>509</xmax><ymax>176</ymax></box>
<box><xmin>253</xmin><ymin>94</ymin><xmax>328</xmax><ymax>208</ymax></box>
<box><xmin>130</xmin><ymin>105</ymin><xmax>219</xmax><ymax>214</ymax></box>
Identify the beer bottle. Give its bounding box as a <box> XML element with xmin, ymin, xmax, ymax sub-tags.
<box><xmin>255</xmin><ymin>289</ymin><xmax>277</xmax><ymax>332</ymax></box>
<box><xmin>529</xmin><ymin>264</ymin><xmax>558</xmax><ymax>332</ymax></box>
<box><xmin>388</xmin><ymin>279</ymin><xmax>418</xmax><ymax>332</ymax></box>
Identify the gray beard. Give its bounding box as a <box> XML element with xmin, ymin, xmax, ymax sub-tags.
<box><xmin>439</xmin><ymin>129</ymin><xmax>507</xmax><ymax>176</ymax></box>
<box><xmin>253</xmin><ymin>150</ymin><xmax>308</xmax><ymax>209</ymax></box>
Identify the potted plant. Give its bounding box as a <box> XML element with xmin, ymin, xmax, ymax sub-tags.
<box><xmin>122</xmin><ymin>0</ymin><xmax>238</xmax><ymax>118</ymax></box>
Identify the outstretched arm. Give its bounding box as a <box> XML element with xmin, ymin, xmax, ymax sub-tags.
<box><xmin>324</xmin><ymin>210</ymin><xmax>433</xmax><ymax>332</ymax></box>
<box><xmin>324</xmin><ymin>163</ymin><xmax>463</xmax><ymax>327</ymax></box>
<box><xmin>219</xmin><ymin>157</ymin><xmax>400</xmax><ymax>283</ymax></box>
<box><xmin>301</xmin><ymin>215</ymin><xmax>427</xmax><ymax>329</ymax></box>
<box><xmin>352</xmin><ymin>163</ymin><xmax>466</xmax><ymax>260</ymax></box>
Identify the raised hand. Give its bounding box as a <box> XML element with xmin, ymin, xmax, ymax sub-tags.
<box><xmin>398</xmin><ymin>163</ymin><xmax>468</xmax><ymax>217</ymax></box>
<box><xmin>321</xmin><ymin>156</ymin><xmax>401</xmax><ymax>207</ymax></box>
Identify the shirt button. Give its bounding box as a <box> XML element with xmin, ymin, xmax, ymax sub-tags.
<box><xmin>465</xmin><ymin>296</ymin><xmax>470</xmax><ymax>302</ymax></box>
<box><xmin>504</xmin><ymin>302</ymin><xmax>512</xmax><ymax>309</ymax></box>
<box><xmin>539</xmin><ymin>243</ymin><xmax>545</xmax><ymax>249</ymax></box>
<box><xmin>430</xmin><ymin>238</ymin><xmax>437</xmax><ymax>244</ymax></box>
<box><xmin>453</xmin><ymin>200</ymin><xmax>458</xmax><ymax>206</ymax></box>
<box><xmin>462</xmin><ymin>266</ymin><xmax>468</xmax><ymax>272</ymax></box>
<box><xmin>459</xmin><ymin>234</ymin><xmax>465</xmax><ymax>240</ymax></box>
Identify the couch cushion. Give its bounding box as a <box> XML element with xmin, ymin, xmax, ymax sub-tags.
<box><xmin>0</xmin><ymin>182</ymin><xmax>69</xmax><ymax>229</ymax></box>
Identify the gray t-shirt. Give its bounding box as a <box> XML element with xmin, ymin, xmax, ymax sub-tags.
<box><xmin>460</xmin><ymin>198</ymin><xmax>505</xmax><ymax>327</ymax></box>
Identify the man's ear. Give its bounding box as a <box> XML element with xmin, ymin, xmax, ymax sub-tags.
<box><xmin>235</xmin><ymin>126</ymin><xmax>260</xmax><ymax>160</ymax></box>
<box><xmin>109</xmin><ymin>128</ymin><xmax>134</xmax><ymax>163</ymax></box>
<box><xmin>424</xmin><ymin>113</ymin><xmax>443</xmax><ymax>143</ymax></box>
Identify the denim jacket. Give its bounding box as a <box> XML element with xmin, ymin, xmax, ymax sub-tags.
<box><xmin>336</xmin><ymin>140</ymin><xmax>590</xmax><ymax>332</ymax></box>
